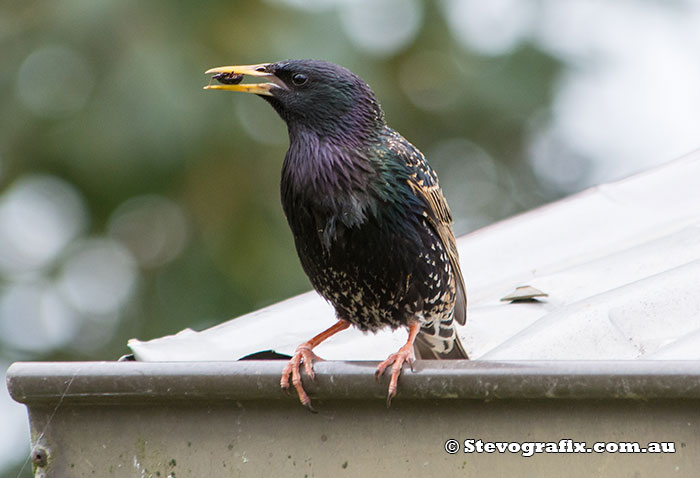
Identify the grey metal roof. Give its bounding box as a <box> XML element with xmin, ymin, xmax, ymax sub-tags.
<box><xmin>129</xmin><ymin>149</ymin><xmax>700</xmax><ymax>362</ymax></box>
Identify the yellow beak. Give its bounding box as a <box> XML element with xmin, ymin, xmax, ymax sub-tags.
<box><xmin>204</xmin><ymin>63</ymin><xmax>282</xmax><ymax>96</ymax></box>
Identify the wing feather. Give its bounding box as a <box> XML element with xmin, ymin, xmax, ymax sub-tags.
<box><xmin>408</xmin><ymin>180</ymin><xmax>467</xmax><ymax>325</ymax></box>
<box><xmin>386</xmin><ymin>132</ymin><xmax>467</xmax><ymax>326</ymax></box>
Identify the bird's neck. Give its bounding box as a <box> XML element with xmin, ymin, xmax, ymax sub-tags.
<box><xmin>286</xmin><ymin>109</ymin><xmax>384</xmax><ymax>147</ymax></box>
<box><xmin>284</xmin><ymin>127</ymin><xmax>375</xmax><ymax>192</ymax></box>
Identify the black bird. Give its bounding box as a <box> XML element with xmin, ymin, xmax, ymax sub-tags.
<box><xmin>205</xmin><ymin>60</ymin><xmax>468</xmax><ymax>409</ymax></box>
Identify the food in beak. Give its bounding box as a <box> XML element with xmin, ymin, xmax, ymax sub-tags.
<box><xmin>212</xmin><ymin>72</ymin><xmax>244</xmax><ymax>85</ymax></box>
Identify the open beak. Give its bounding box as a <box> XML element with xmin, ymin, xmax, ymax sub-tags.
<box><xmin>204</xmin><ymin>63</ymin><xmax>286</xmax><ymax>96</ymax></box>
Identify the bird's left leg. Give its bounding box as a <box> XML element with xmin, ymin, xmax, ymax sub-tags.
<box><xmin>375</xmin><ymin>321</ymin><xmax>421</xmax><ymax>406</ymax></box>
<box><xmin>281</xmin><ymin>318</ymin><xmax>350</xmax><ymax>411</ymax></box>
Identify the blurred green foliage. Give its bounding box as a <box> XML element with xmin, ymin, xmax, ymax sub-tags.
<box><xmin>1</xmin><ymin>1</ymin><xmax>564</xmax><ymax>474</ymax></box>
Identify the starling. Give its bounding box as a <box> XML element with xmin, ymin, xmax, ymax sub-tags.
<box><xmin>205</xmin><ymin>60</ymin><xmax>468</xmax><ymax>409</ymax></box>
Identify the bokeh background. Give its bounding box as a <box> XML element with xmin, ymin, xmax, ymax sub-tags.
<box><xmin>2</xmin><ymin>0</ymin><xmax>700</xmax><ymax>474</ymax></box>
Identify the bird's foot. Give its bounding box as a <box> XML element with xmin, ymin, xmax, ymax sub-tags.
<box><xmin>281</xmin><ymin>343</ymin><xmax>323</xmax><ymax>412</ymax></box>
<box><xmin>375</xmin><ymin>343</ymin><xmax>415</xmax><ymax>407</ymax></box>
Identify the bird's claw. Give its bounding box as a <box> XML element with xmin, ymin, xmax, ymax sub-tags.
<box><xmin>281</xmin><ymin>343</ymin><xmax>322</xmax><ymax>411</ymax></box>
<box><xmin>375</xmin><ymin>345</ymin><xmax>415</xmax><ymax>407</ymax></box>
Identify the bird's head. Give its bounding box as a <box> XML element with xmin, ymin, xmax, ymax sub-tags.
<box><xmin>205</xmin><ymin>59</ymin><xmax>385</xmax><ymax>142</ymax></box>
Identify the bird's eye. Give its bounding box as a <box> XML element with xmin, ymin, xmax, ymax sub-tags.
<box><xmin>291</xmin><ymin>73</ymin><xmax>308</xmax><ymax>86</ymax></box>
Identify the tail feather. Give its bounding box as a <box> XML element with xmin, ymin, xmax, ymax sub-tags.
<box><xmin>414</xmin><ymin>329</ymin><xmax>469</xmax><ymax>360</ymax></box>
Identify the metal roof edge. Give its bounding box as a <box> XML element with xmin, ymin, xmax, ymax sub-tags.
<box><xmin>460</xmin><ymin>148</ymin><xmax>700</xmax><ymax>243</ymax></box>
<box><xmin>8</xmin><ymin>360</ymin><xmax>700</xmax><ymax>405</ymax></box>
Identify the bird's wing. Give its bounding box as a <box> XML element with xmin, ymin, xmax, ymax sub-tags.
<box><xmin>409</xmin><ymin>173</ymin><xmax>467</xmax><ymax>326</ymax></box>
<box><xmin>388</xmin><ymin>134</ymin><xmax>467</xmax><ymax>325</ymax></box>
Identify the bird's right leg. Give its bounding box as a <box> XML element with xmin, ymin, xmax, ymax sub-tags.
<box><xmin>281</xmin><ymin>318</ymin><xmax>350</xmax><ymax>411</ymax></box>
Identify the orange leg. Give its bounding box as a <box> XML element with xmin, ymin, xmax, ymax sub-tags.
<box><xmin>281</xmin><ymin>319</ymin><xmax>350</xmax><ymax>411</ymax></box>
<box><xmin>375</xmin><ymin>322</ymin><xmax>421</xmax><ymax>407</ymax></box>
